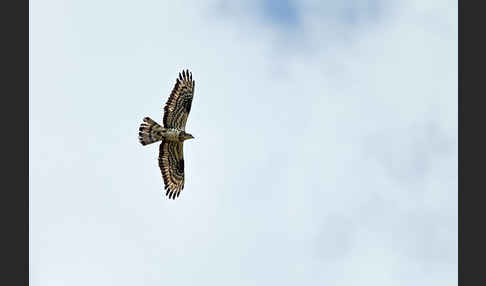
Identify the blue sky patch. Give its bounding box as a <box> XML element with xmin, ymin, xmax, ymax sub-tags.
<box><xmin>261</xmin><ymin>0</ymin><xmax>299</xmax><ymax>27</ymax></box>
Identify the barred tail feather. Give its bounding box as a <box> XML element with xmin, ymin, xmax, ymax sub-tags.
<box><xmin>139</xmin><ymin>117</ymin><xmax>165</xmax><ymax>145</ymax></box>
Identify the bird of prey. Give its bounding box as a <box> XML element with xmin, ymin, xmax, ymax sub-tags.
<box><xmin>138</xmin><ymin>70</ymin><xmax>195</xmax><ymax>199</ymax></box>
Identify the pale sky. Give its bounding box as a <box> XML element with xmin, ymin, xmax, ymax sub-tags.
<box><xmin>30</xmin><ymin>0</ymin><xmax>457</xmax><ymax>285</ymax></box>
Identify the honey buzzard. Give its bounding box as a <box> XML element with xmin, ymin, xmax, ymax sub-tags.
<box><xmin>138</xmin><ymin>70</ymin><xmax>195</xmax><ymax>199</ymax></box>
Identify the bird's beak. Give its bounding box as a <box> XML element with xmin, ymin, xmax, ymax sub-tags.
<box><xmin>190</xmin><ymin>135</ymin><xmax>195</xmax><ymax>139</ymax></box>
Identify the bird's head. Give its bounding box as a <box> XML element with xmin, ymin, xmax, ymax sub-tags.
<box><xmin>182</xmin><ymin>132</ymin><xmax>195</xmax><ymax>141</ymax></box>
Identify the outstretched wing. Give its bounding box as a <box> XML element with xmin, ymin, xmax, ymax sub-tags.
<box><xmin>159</xmin><ymin>139</ymin><xmax>185</xmax><ymax>199</ymax></box>
<box><xmin>163</xmin><ymin>70</ymin><xmax>195</xmax><ymax>130</ymax></box>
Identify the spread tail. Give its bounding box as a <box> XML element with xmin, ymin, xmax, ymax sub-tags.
<box><xmin>139</xmin><ymin>117</ymin><xmax>165</xmax><ymax>145</ymax></box>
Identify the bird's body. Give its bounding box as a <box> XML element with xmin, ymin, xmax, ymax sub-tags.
<box><xmin>165</xmin><ymin>128</ymin><xmax>188</xmax><ymax>142</ymax></box>
<box><xmin>139</xmin><ymin>118</ymin><xmax>193</xmax><ymax>144</ymax></box>
<box><xmin>138</xmin><ymin>70</ymin><xmax>195</xmax><ymax>199</ymax></box>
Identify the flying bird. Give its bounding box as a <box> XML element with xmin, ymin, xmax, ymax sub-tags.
<box><xmin>138</xmin><ymin>70</ymin><xmax>195</xmax><ymax>199</ymax></box>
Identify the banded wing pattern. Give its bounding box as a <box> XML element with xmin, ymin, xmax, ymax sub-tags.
<box><xmin>159</xmin><ymin>139</ymin><xmax>185</xmax><ymax>199</ymax></box>
<box><xmin>163</xmin><ymin>70</ymin><xmax>195</xmax><ymax>130</ymax></box>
